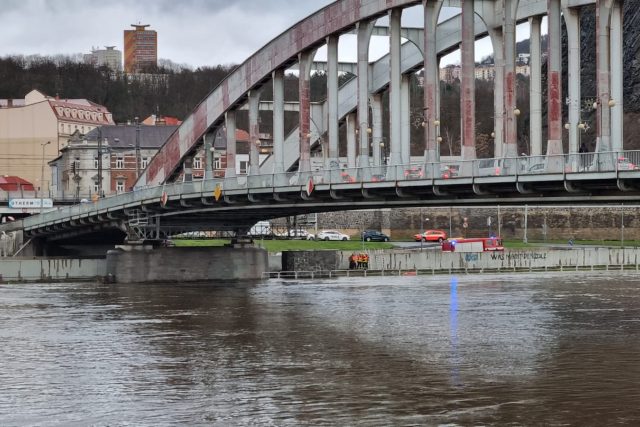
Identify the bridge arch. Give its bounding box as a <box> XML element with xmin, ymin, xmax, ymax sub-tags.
<box><xmin>136</xmin><ymin>0</ymin><xmax>618</xmax><ymax>188</ymax></box>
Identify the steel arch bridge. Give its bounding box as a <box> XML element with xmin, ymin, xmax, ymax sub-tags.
<box><xmin>2</xmin><ymin>0</ymin><xmax>635</xmax><ymax>247</ymax></box>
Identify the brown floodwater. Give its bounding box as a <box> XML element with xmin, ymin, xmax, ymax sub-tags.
<box><xmin>1</xmin><ymin>272</ymin><xmax>639</xmax><ymax>425</ymax></box>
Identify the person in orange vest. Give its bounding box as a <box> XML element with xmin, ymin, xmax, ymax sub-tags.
<box><xmin>363</xmin><ymin>253</ymin><xmax>369</xmax><ymax>270</ymax></box>
<box><xmin>348</xmin><ymin>253</ymin><xmax>356</xmax><ymax>270</ymax></box>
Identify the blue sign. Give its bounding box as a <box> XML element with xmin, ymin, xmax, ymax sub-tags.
<box><xmin>8</xmin><ymin>198</ymin><xmax>53</xmax><ymax>209</ymax></box>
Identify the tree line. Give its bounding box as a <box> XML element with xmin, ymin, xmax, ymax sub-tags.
<box><xmin>0</xmin><ymin>55</ymin><xmax>236</xmax><ymax>123</ymax></box>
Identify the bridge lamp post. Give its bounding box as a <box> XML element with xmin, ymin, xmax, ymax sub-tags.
<box><xmin>379</xmin><ymin>142</ymin><xmax>388</xmax><ymax>165</ymax></box>
<box><xmin>40</xmin><ymin>140</ymin><xmax>51</xmax><ymax>213</ymax></box>
<box><xmin>134</xmin><ymin>117</ymin><xmax>141</xmax><ymax>180</ymax></box>
<box><xmin>433</xmin><ymin>120</ymin><xmax>441</xmax><ymax>163</ymax></box>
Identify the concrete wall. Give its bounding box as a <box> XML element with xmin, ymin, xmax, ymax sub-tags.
<box><xmin>106</xmin><ymin>245</ymin><xmax>268</xmax><ymax>283</ymax></box>
<box><xmin>0</xmin><ymin>258</ymin><xmax>106</xmax><ymax>282</ymax></box>
<box><xmin>282</xmin><ymin>247</ymin><xmax>640</xmax><ymax>272</ymax></box>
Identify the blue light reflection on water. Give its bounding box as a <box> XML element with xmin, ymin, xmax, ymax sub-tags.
<box><xmin>449</xmin><ymin>275</ymin><xmax>460</xmax><ymax>386</ymax></box>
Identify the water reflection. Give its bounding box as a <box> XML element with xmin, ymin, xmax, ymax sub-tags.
<box><xmin>1</xmin><ymin>273</ymin><xmax>639</xmax><ymax>425</ymax></box>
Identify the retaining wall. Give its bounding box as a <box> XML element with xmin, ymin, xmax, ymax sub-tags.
<box><xmin>0</xmin><ymin>258</ymin><xmax>106</xmax><ymax>283</ymax></box>
<box><xmin>281</xmin><ymin>247</ymin><xmax>640</xmax><ymax>272</ymax></box>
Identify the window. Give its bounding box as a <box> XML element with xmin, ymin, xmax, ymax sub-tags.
<box><xmin>193</xmin><ymin>157</ymin><xmax>202</xmax><ymax>169</ymax></box>
<box><xmin>73</xmin><ymin>158</ymin><xmax>80</xmax><ymax>173</ymax></box>
<box><xmin>94</xmin><ymin>156</ymin><xmax>99</xmax><ymax>169</ymax></box>
<box><xmin>214</xmin><ymin>157</ymin><xmax>222</xmax><ymax>170</ymax></box>
<box><xmin>116</xmin><ymin>156</ymin><xmax>124</xmax><ymax>169</ymax></box>
<box><xmin>239</xmin><ymin>160</ymin><xmax>248</xmax><ymax>175</ymax></box>
<box><xmin>116</xmin><ymin>181</ymin><xmax>125</xmax><ymax>193</ymax></box>
<box><xmin>93</xmin><ymin>183</ymin><xmax>100</xmax><ymax>194</ymax></box>
<box><xmin>141</xmin><ymin>157</ymin><xmax>149</xmax><ymax>169</ymax></box>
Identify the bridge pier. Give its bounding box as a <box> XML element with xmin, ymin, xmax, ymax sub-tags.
<box><xmin>106</xmin><ymin>244</ymin><xmax>268</xmax><ymax>284</ymax></box>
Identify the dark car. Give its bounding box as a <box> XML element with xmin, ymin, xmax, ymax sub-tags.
<box><xmin>361</xmin><ymin>230</ymin><xmax>390</xmax><ymax>242</ymax></box>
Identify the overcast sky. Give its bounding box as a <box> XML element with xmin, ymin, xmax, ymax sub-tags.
<box><xmin>1</xmin><ymin>0</ymin><xmax>535</xmax><ymax>68</ymax></box>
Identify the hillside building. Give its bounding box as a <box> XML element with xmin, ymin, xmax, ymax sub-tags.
<box><xmin>84</xmin><ymin>46</ymin><xmax>122</xmax><ymax>71</ymax></box>
<box><xmin>0</xmin><ymin>90</ymin><xmax>114</xmax><ymax>192</ymax></box>
<box><xmin>124</xmin><ymin>24</ymin><xmax>158</xmax><ymax>73</ymax></box>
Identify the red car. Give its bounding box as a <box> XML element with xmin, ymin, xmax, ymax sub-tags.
<box><xmin>414</xmin><ymin>229</ymin><xmax>447</xmax><ymax>242</ymax></box>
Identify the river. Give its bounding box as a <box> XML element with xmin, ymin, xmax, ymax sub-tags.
<box><xmin>1</xmin><ymin>272</ymin><xmax>639</xmax><ymax>425</ymax></box>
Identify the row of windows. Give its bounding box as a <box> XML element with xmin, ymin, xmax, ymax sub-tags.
<box><xmin>60</xmin><ymin>123</ymin><xmax>95</xmax><ymax>134</ymax></box>
<box><xmin>73</xmin><ymin>156</ymin><xmax>248</xmax><ymax>174</ymax></box>
<box><xmin>91</xmin><ymin>156</ymin><xmax>150</xmax><ymax>169</ymax></box>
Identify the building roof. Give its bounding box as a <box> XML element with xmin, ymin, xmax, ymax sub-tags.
<box><xmin>142</xmin><ymin>114</ymin><xmax>183</xmax><ymax>126</ymax></box>
<box><xmin>84</xmin><ymin>125</ymin><xmax>178</xmax><ymax>149</ymax></box>
<box><xmin>0</xmin><ymin>89</ymin><xmax>114</xmax><ymax>125</ymax></box>
<box><xmin>0</xmin><ymin>176</ymin><xmax>35</xmax><ymax>191</ymax></box>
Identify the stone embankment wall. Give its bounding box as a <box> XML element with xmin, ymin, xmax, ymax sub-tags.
<box><xmin>310</xmin><ymin>206</ymin><xmax>640</xmax><ymax>241</ymax></box>
<box><xmin>0</xmin><ymin>258</ymin><xmax>106</xmax><ymax>282</ymax></box>
<box><xmin>281</xmin><ymin>247</ymin><xmax>640</xmax><ymax>273</ymax></box>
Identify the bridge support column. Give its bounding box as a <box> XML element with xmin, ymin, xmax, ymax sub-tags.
<box><xmin>273</xmin><ymin>69</ymin><xmax>286</xmax><ymax>183</ymax></box>
<box><xmin>423</xmin><ymin>0</ymin><xmax>440</xmax><ymax>168</ymax></box>
<box><xmin>298</xmin><ymin>51</ymin><xmax>313</xmax><ymax>178</ymax></box>
<box><xmin>248</xmin><ymin>90</ymin><xmax>261</xmax><ymax>177</ymax></box>
<box><xmin>547</xmin><ymin>0</ymin><xmax>564</xmax><ymax>171</ymax></box>
<box><xmin>401</xmin><ymin>74</ymin><xmax>411</xmax><ymax>165</ymax></box>
<box><xmin>326</xmin><ymin>35</ymin><xmax>340</xmax><ymax>181</ymax></box>
<box><xmin>529</xmin><ymin>15</ymin><xmax>543</xmax><ymax>156</ymax></box>
<box><xmin>610</xmin><ymin>0</ymin><xmax>623</xmax><ymax>152</ymax></box>
<box><xmin>595</xmin><ymin>0</ymin><xmax>613</xmax><ymax>156</ymax></box>
<box><xmin>347</xmin><ymin>113</ymin><xmax>357</xmax><ymax>169</ymax></box>
<box><xmin>503</xmin><ymin>0</ymin><xmax>518</xmax><ymax>161</ymax></box>
<box><xmin>183</xmin><ymin>156</ymin><xmax>193</xmax><ymax>182</ymax></box>
<box><xmin>204</xmin><ymin>132</ymin><xmax>214</xmax><ymax>180</ymax></box>
<box><xmin>357</xmin><ymin>20</ymin><xmax>373</xmax><ymax>178</ymax></box>
<box><xmin>388</xmin><ymin>8</ymin><xmax>403</xmax><ymax>178</ymax></box>
<box><xmin>370</xmin><ymin>93</ymin><xmax>383</xmax><ymax>167</ymax></box>
<box><xmin>106</xmin><ymin>245</ymin><xmax>268</xmax><ymax>283</ymax></box>
<box><xmin>460</xmin><ymin>0</ymin><xmax>476</xmax><ymax>172</ymax></box>
<box><xmin>225</xmin><ymin>110</ymin><xmax>237</xmax><ymax>182</ymax></box>
<box><xmin>564</xmin><ymin>7</ymin><xmax>581</xmax><ymax>158</ymax></box>
<box><xmin>489</xmin><ymin>27</ymin><xmax>505</xmax><ymax>157</ymax></box>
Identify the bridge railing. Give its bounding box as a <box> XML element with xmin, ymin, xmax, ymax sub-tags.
<box><xmin>21</xmin><ymin>150</ymin><xmax>640</xmax><ymax>229</ymax></box>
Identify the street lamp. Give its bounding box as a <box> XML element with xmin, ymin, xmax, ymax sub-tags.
<box><xmin>134</xmin><ymin>117</ymin><xmax>141</xmax><ymax>179</ymax></box>
<box><xmin>40</xmin><ymin>140</ymin><xmax>51</xmax><ymax>213</ymax></box>
<box><xmin>379</xmin><ymin>142</ymin><xmax>387</xmax><ymax>165</ymax></box>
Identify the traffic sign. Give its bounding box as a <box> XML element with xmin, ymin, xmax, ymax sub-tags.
<box><xmin>214</xmin><ymin>183</ymin><xmax>223</xmax><ymax>201</ymax></box>
<box><xmin>160</xmin><ymin>191</ymin><xmax>168</xmax><ymax>207</ymax></box>
<box><xmin>306</xmin><ymin>178</ymin><xmax>314</xmax><ymax>196</ymax></box>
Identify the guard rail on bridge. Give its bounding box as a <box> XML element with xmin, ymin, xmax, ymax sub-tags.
<box><xmin>10</xmin><ymin>150</ymin><xmax>640</xmax><ymax>242</ymax></box>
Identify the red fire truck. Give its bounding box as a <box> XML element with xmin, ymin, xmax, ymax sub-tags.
<box><xmin>441</xmin><ymin>237</ymin><xmax>504</xmax><ymax>252</ymax></box>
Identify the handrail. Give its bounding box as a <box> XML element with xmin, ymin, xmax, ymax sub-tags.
<box><xmin>21</xmin><ymin>150</ymin><xmax>640</xmax><ymax>230</ymax></box>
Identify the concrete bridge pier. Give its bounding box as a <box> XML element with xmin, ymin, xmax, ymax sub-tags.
<box><xmin>460</xmin><ymin>0</ymin><xmax>477</xmax><ymax>174</ymax></box>
<box><xmin>564</xmin><ymin>6</ymin><xmax>581</xmax><ymax>158</ymax></box>
<box><xmin>423</xmin><ymin>0</ymin><xmax>440</xmax><ymax>166</ymax></box>
<box><xmin>546</xmin><ymin>0</ymin><xmax>564</xmax><ymax>172</ymax></box>
<box><xmin>529</xmin><ymin>16</ymin><xmax>542</xmax><ymax>156</ymax></box>
<box><xmin>106</xmin><ymin>244</ymin><xmax>268</xmax><ymax>283</ymax></box>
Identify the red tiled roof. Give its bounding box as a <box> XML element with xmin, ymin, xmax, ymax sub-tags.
<box><xmin>49</xmin><ymin>99</ymin><xmax>114</xmax><ymax>125</ymax></box>
<box><xmin>0</xmin><ymin>176</ymin><xmax>35</xmax><ymax>191</ymax></box>
<box><xmin>236</xmin><ymin>129</ymin><xmax>250</xmax><ymax>142</ymax></box>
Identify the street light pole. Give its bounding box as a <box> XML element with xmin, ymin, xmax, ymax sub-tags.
<box><xmin>97</xmin><ymin>128</ymin><xmax>103</xmax><ymax>198</ymax></box>
<box><xmin>135</xmin><ymin>117</ymin><xmax>141</xmax><ymax>179</ymax></box>
<box><xmin>40</xmin><ymin>140</ymin><xmax>51</xmax><ymax>213</ymax></box>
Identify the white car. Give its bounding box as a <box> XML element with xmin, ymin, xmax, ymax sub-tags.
<box><xmin>316</xmin><ymin>229</ymin><xmax>350</xmax><ymax>241</ymax></box>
